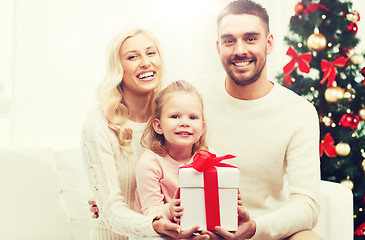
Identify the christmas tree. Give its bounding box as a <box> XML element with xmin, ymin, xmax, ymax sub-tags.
<box><xmin>276</xmin><ymin>0</ymin><xmax>365</xmax><ymax>238</ymax></box>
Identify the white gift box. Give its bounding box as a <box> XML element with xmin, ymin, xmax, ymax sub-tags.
<box><xmin>178</xmin><ymin>164</ymin><xmax>239</xmax><ymax>231</ymax></box>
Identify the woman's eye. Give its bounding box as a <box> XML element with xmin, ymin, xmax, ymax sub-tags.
<box><xmin>128</xmin><ymin>55</ymin><xmax>137</xmax><ymax>60</ymax></box>
<box><xmin>147</xmin><ymin>51</ymin><xmax>156</xmax><ymax>56</ymax></box>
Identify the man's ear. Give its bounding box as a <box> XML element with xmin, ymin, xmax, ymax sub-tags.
<box><xmin>266</xmin><ymin>33</ymin><xmax>274</xmax><ymax>55</ymax></box>
<box><xmin>152</xmin><ymin>119</ymin><xmax>163</xmax><ymax>134</ymax></box>
<box><xmin>216</xmin><ymin>40</ymin><xmax>221</xmax><ymax>55</ymax></box>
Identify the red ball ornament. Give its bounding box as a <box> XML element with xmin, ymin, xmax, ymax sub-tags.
<box><xmin>361</xmin><ymin>67</ymin><xmax>365</xmax><ymax>77</ymax></box>
<box><xmin>346</xmin><ymin>22</ymin><xmax>358</xmax><ymax>34</ymax></box>
<box><xmin>294</xmin><ymin>2</ymin><xmax>305</xmax><ymax>15</ymax></box>
<box><xmin>339</xmin><ymin>113</ymin><xmax>360</xmax><ymax>130</ymax></box>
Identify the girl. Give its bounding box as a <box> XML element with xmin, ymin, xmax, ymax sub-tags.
<box><xmin>82</xmin><ymin>29</ymin><xmax>206</xmax><ymax>240</ymax></box>
<box><xmin>135</xmin><ymin>80</ymin><xmax>208</xmax><ymax>222</ymax></box>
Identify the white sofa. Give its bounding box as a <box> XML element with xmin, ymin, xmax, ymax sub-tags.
<box><xmin>0</xmin><ymin>148</ymin><xmax>354</xmax><ymax>240</ymax></box>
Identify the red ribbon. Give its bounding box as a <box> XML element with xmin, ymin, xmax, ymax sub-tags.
<box><xmin>320</xmin><ymin>57</ymin><xmax>349</xmax><ymax>87</ymax></box>
<box><xmin>319</xmin><ymin>133</ymin><xmax>337</xmax><ymax>157</ymax></box>
<box><xmin>303</xmin><ymin>3</ymin><xmax>330</xmax><ymax>15</ymax></box>
<box><xmin>181</xmin><ymin>150</ymin><xmax>236</xmax><ymax>231</ymax></box>
<box><xmin>283</xmin><ymin>46</ymin><xmax>312</xmax><ymax>86</ymax></box>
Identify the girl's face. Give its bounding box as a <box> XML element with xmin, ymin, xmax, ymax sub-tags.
<box><xmin>153</xmin><ymin>92</ymin><xmax>204</xmax><ymax>151</ymax></box>
<box><xmin>119</xmin><ymin>32</ymin><xmax>162</xmax><ymax>95</ymax></box>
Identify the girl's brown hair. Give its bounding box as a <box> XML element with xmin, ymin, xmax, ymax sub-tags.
<box><xmin>141</xmin><ymin>80</ymin><xmax>208</xmax><ymax>156</ymax></box>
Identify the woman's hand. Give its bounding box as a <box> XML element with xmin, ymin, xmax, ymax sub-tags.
<box><xmin>152</xmin><ymin>217</ymin><xmax>209</xmax><ymax>240</ymax></box>
<box><xmin>169</xmin><ymin>189</ymin><xmax>184</xmax><ymax>223</ymax></box>
<box><xmin>88</xmin><ymin>200</ymin><xmax>99</xmax><ymax>218</ymax></box>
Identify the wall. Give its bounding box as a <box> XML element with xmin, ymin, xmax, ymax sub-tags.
<box><xmin>0</xmin><ymin>0</ymin><xmax>364</xmax><ymax>149</ymax></box>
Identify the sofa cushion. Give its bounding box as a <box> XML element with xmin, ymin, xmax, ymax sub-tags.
<box><xmin>0</xmin><ymin>148</ymin><xmax>72</xmax><ymax>240</ymax></box>
<box><xmin>55</xmin><ymin>148</ymin><xmax>91</xmax><ymax>240</ymax></box>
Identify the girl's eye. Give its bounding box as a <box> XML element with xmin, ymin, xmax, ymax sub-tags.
<box><xmin>171</xmin><ymin>115</ymin><xmax>179</xmax><ymax>119</ymax></box>
<box><xmin>190</xmin><ymin>115</ymin><xmax>198</xmax><ymax>120</ymax></box>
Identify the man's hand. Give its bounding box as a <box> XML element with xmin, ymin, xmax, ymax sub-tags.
<box><xmin>214</xmin><ymin>206</ymin><xmax>256</xmax><ymax>240</ymax></box>
<box><xmin>88</xmin><ymin>200</ymin><xmax>99</xmax><ymax>219</ymax></box>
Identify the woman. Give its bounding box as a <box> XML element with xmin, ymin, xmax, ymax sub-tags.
<box><xmin>82</xmin><ymin>28</ymin><xmax>207</xmax><ymax>240</ymax></box>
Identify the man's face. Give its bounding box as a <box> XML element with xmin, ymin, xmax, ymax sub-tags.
<box><xmin>216</xmin><ymin>14</ymin><xmax>273</xmax><ymax>86</ymax></box>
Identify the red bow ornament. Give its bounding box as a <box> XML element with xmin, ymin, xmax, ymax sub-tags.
<box><xmin>179</xmin><ymin>150</ymin><xmax>237</xmax><ymax>231</ymax></box>
<box><xmin>319</xmin><ymin>133</ymin><xmax>337</xmax><ymax>157</ymax></box>
<box><xmin>320</xmin><ymin>57</ymin><xmax>349</xmax><ymax>87</ymax></box>
<box><xmin>303</xmin><ymin>3</ymin><xmax>330</xmax><ymax>15</ymax></box>
<box><xmin>355</xmin><ymin>222</ymin><xmax>365</xmax><ymax>236</ymax></box>
<box><xmin>283</xmin><ymin>46</ymin><xmax>312</xmax><ymax>86</ymax></box>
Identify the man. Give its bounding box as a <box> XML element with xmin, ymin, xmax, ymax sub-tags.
<box><xmin>194</xmin><ymin>0</ymin><xmax>323</xmax><ymax>239</ymax></box>
<box><xmin>90</xmin><ymin>1</ymin><xmax>323</xmax><ymax>239</ymax></box>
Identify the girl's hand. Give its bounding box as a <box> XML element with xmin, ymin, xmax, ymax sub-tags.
<box><xmin>238</xmin><ymin>190</ymin><xmax>243</xmax><ymax>207</ymax></box>
<box><xmin>169</xmin><ymin>188</ymin><xmax>184</xmax><ymax>223</ymax></box>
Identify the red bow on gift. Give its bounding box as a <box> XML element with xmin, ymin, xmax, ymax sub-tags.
<box><xmin>192</xmin><ymin>150</ymin><xmax>236</xmax><ymax>172</ymax></box>
<box><xmin>320</xmin><ymin>57</ymin><xmax>349</xmax><ymax>87</ymax></box>
<box><xmin>303</xmin><ymin>3</ymin><xmax>330</xmax><ymax>15</ymax></box>
<box><xmin>183</xmin><ymin>150</ymin><xmax>236</xmax><ymax>231</ymax></box>
<box><xmin>319</xmin><ymin>133</ymin><xmax>337</xmax><ymax>157</ymax></box>
<box><xmin>283</xmin><ymin>46</ymin><xmax>312</xmax><ymax>86</ymax></box>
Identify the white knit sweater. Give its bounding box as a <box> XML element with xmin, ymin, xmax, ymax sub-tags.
<box><xmin>192</xmin><ymin>73</ymin><xmax>321</xmax><ymax>240</ymax></box>
<box><xmin>81</xmin><ymin>107</ymin><xmax>160</xmax><ymax>240</ymax></box>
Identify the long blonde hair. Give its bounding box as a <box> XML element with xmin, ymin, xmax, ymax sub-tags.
<box><xmin>141</xmin><ymin>80</ymin><xmax>208</xmax><ymax>156</ymax></box>
<box><xmin>97</xmin><ymin>28</ymin><xmax>164</xmax><ymax>152</ymax></box>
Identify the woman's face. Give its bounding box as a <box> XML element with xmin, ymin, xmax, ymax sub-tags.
<box><xmin>119</xmin><ymin>32</ymin><xmax>162</xmax><ymax>95</ymax></box>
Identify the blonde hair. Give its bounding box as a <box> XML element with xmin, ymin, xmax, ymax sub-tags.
<box><xmin>97</xmin><ymin>28</ymin><xmax>164</xmax><ymax>153</ymax></box>
<box><xmin>141</xmin><ymin>80</ymin><xmax>208</xmax><ymax>156</ymax></box>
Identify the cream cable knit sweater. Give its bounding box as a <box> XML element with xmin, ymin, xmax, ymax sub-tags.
<box><xmin>193</xmin><ymin>73</ymin><xmax>320</xmax><ymax>240</ymax></box>
<box><xmin>81</xmin><ymin>107</ymin><xmax>160</xmax><ymax>240</ymax></box>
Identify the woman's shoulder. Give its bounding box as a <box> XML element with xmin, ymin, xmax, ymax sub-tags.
<box><xmin>81</xmin><ymin>106</ymin><xmax>111</xmax><ymax>138</ymax></box>
<box><xmin>83</xmin><ymin>106</ymin><xmax>107</xmax><ymax>128</ymax></box>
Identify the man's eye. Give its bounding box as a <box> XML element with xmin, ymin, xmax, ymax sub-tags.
<box><xmin>223</xmin><ymin>39</ymin><xmax>234</xmax><ymax>44</ymax></box>
<box><xmin>247</xmin><ymin>37</ymin><xmax>256</xmax><ymax>42</ymax></box>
